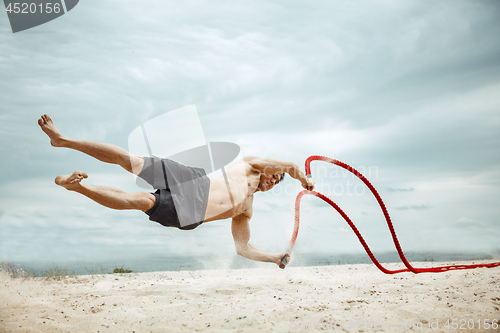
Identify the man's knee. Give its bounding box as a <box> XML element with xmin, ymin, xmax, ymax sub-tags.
<box><xmin>130</xmin><ymin>155</ymin><xmax>145</xmax><ymax>175</ymax></box>
<box><xmin>135</xmin><ymin>192</ymin><xmax>155</xmax><ymax>211</ymax></box>
<box><xmin>118</xmin><ymin>153</ymin><xmax>144</xmax><ymax>174</ymax></box>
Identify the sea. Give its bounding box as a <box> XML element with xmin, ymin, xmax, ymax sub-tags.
<box><xmin>3</xmin><ymin>251</ymin><xmax>499</xmax><ymax>277</ymax></box>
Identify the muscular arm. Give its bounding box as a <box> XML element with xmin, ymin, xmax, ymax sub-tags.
<box><xmin>244</xmin><ymin>156</ymin><xmax>314</xmax><ymax>189</ymax></box>
<box><xmin>231</xmin><ymin>214</ymin><xmax>287</xmax><ymax>265</ymax></box>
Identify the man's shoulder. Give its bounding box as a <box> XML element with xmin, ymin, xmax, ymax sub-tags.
<box><xmin>241</xmin><ymin>156</ymin><xmax>264</xmax><ymax>173</ymax></box>
<box><xmin>242</xmin><ymin>156</ymin><xmax>294</xmax><ymax>170</ymax></box>
<box><xmin>242</xmin><ymin>156</ymin><xmax>262</xmax><ymax>163</ymax></box>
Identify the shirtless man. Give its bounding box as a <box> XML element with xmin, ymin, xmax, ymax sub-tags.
<box><xmin>38</xmin><ymin>114</ymin><xmax>315</xmax><ymax>267</ymax></box>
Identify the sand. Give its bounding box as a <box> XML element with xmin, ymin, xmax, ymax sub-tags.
<box><xmin>1</xmin><ymin>260</ymin><xmax>499</xmax><ymax>333</ymax></box>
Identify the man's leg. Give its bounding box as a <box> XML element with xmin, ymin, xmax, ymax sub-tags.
<box><xmin>38</xmin><ymin>114</ymin><xmax>144</xmax><ymax>175</ymax></box>
<box><xmin>56</xmin><ymin>171</ymin><xmax>155</xmax><ymax>211</ymax></box>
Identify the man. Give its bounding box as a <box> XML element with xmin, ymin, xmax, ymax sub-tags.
<box><xmin>38</xmin><ymin>114</ymin><xmax>315</xmax><ymax>267</ymax></box>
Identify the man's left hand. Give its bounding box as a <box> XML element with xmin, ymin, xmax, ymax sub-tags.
<box><xmin>276</xmin><ymin>253</ymin><xmax>290</xmax><ymax>267</ymax></box>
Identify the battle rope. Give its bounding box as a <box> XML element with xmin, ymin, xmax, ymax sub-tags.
<box><xmin>280</xmin><ymin>155</ymin><xmax>500</xmax><ymax>273</ymax></box>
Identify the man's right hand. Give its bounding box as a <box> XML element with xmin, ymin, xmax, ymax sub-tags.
<box><xmin>302</xmin><ymin>177</ymin><xmax>315</xmax><ymax>190</ymax></box>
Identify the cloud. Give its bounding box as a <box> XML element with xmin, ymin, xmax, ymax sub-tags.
<box><xmin>453</xmin><ymin>217</ymin><xmax>487</xmax><ymax>229</ymax></box>
<box><xmin>1</xmin><ymin>0</ymin><xmax>500</xmax><ymax>266</ymax></box>
<box><xmin>394</xmin><ymin>204</ymin><xmax>432</xmax><ymax>211</ymax></box>
<box><xmin>386</xmin><ymin>187</ymin><xmax>415</xmax><ymax>193</ymax></box>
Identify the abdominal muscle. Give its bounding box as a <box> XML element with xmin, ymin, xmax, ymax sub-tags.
<box><xmin>203</xmin><ymin>177</ymin><xmax>253</xmax><ymax>222</ymax></box>
<box><xmin>203</xmin><ymin>161</ymin><xmax>259</xmax><ymax>222</ymax></box>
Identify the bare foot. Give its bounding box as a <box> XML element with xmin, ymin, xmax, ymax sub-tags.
<box><xmin>55</xmin><ymin>171</ymin><xmax>88</xmax><ymax>190</ymax></box>
<box><xmin>38</xmin><ymin>114</ymin><xmax>67</xmax><ymax>147</ymax></box>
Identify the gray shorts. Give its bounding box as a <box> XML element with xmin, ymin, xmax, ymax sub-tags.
<box><xmin>138</xmin><ymin>156</ymin><xmax>210</xmax><ymax>230</ymax></box>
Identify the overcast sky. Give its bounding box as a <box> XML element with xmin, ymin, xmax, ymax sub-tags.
<box><xmin>1</xmin><ymin>0</ymin><xmax>499</xmax><ymax>270</ymax></box>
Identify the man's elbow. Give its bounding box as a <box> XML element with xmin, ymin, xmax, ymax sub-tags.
<box><xmin>289</xmin><ymin>163</ymin><xmax>301</xmax><ymax>177</ymax></box>
<box><xmin>235</xmin><ymin>243</ymin><xmax>248</xmax><ymax>257</ymax></box>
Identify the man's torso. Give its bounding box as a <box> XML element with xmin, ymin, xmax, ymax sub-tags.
<box><xmin>204</xmin><ymin>159</ymin><xmax>260</xmax><ymax>222</ymax></box>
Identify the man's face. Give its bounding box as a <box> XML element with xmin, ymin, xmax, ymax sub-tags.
<box><xmin>258</xmin><ymin>173</ymin><xmax>281</xmax><ymax>192</ymax></box>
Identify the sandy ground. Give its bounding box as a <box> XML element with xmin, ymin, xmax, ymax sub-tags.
<box><xmin>1</xmin><ymin>261</ymin><xmax>499</xmax><ymax>333</ymax></box>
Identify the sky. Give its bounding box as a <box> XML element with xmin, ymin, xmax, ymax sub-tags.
<box><xmin>1</xmin><ymin>0</ymin><xmax>499</xmax><ymax>270</ymax></box>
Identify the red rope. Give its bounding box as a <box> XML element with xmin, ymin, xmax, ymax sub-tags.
<box><xmin>288</xmin><ymin>155</ymin><xmax>500</xmax><ymax>274</ymax></box>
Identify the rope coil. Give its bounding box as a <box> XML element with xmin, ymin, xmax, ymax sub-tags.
<box><xmin>284</xmin><ymin>155</ymin><xmax>500</xmax><ymax>273</ymax></box>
